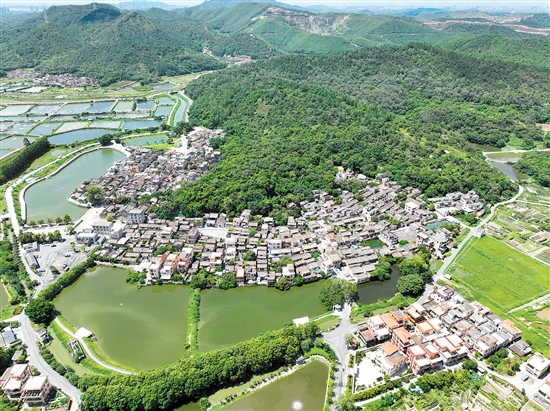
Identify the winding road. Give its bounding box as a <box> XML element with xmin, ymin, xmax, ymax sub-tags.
<box><xmin>20</xmin><ymin>315</ymin><xmax>82</xmax><ymax>401</ymax></box>
<box><xmin>54</xmin><ymin>318</ymin><xmax>134</xmax><ymax>375</ymax></box>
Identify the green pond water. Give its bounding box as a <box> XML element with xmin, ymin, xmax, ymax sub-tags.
<box><xmin>357</xmin><ymin>266</ymin><xmax>401</xmax><ymax>305</ymax></box>
<box><xmin>25</xmin><ymin>149</ymin><xmax>125</xmax><ymax>221</ymax></box>
<box><xmin>125</xmin><ymin>135</ymin><xmax>167</xmax><ymax>146</ymax></box>
<box><xmin>46</xmin><ymin>332</ymin><xmax>90</xmax><ymax>377</ymax></box>
<box><xmin>172</xmin><ymin>95</ymin><xmax>188</xmax><ymax>125</ymax></box>
<box><xmin>198</xmin><ymin>282</ymin><xmax>325</xmax><ymax>352</ymax></box>
<box><xmin>54</xmin><ymin>266</ymin><xmax>190</xmax><ymax>370</ymax></box>
<box><xmin>221</xmin><ymin>359</ymin><xmax>329</xmax><ymax>411</ymax></box>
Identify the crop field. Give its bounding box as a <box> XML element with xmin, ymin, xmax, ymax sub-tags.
<box><xmin>448</xmin><ymin>236</ymin><xmax>549</xmax><ymax>312</ymax></box>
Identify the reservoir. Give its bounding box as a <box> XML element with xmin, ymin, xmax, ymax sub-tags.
<box><xmin>54</xmin><ymin>266</ymin><xmax>190</xmax><ymax>370</ymax></box>
<box><xmin>25</xmin><ymin>149</ymin><xmax>125</xmax><ymax>221</ymax></box>
<box><xmin>221</xmin><ymin>359</ymin><xmax>329</xmax><ymax>411</ymax></box>
<box><xmin>488</xmin><ymin>161</ymin><xmax>528</xmax><ymax>181</ymax></box>
<box><xmin>198</xmin><ymin>282</ymin><xmax>326</xmax><ymax>352</ymax></box>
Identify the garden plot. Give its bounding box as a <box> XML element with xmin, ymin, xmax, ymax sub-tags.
<box><xmin>55</xmin><ymin>122</ymin><xmax>89</xmax><ymax>134</ymax></box>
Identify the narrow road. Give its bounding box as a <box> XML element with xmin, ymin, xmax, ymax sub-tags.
<box><xmin>54</xmin><ymin>318</ymin><xmax>134</xmax><ymax>375</ymax></box>
<box><xmin>19</xmin><ymin>314</ymin><xmax>82</xmax><ymax>401</ymax></box>
<box><xmin>509</xmin><ymin>292</ymin><xmax>550</xmax><ymax>313</ymax></box>
<box><xmin>323</xmin><ymin>303</ymin><xmax>355</xmax><ymax>410</ymax></box>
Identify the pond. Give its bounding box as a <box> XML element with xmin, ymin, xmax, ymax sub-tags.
<box><xmin>357</xmin><ymin>266</ymin><xmax>401</xmax><ymax>305</ymax></box>
<box><xmin>7</xmin><ymin>123</ymin><xmax>35</xmax><ymax>135</ymax></box>
<box><xmin>54</xmin><ymin>266</ymin><xmax>190</xmax><ymax>370</ymax></box>
<box><xmin>89</xmin><ymin>120</ymin><xmax>121</xmax><ymax>129</ymax></box>
<box><xmin>57</xmin><ymin>103</ymin><xmax>91</xmax><ymax>115</ymax></box>
<box><xmin>221</xmin><ymin>359</ymin><xmax>329</xmax><ymax>411</ymax></box>
<box><xmin>136</xmin><ymin>101</ymin><xmax>154</xmax><ymax>111</ymax></box>
<box><xmin>113</xmin><ymin>101</ymin><xmax>134</xmax><ymax>112</ymax></box>
<box><xmin>485</xmin><ymin>152</ymin><xmax>523</xmax><ymax>163</ymax></box>
<box><xmin>0</xmin><ymin>136</ymin><xmax>37</xmax><ymax>149</ymax></box>
<box><xmin>121</xmin><ymin>120</ymin><xmax>162</xmax><ymax>131</ymax></box>
<box><xmin>29</xmin><ymin>105</ymin><xmax>60</xmax><ymax>115</ymax></box>
<box><xmin>153</xmin><ymin>82</ymin><xmax>176</xmax><ymax>91</ymax></box>
<box><xmin>124</xmin><ymin>135</ymin><xmax>167</xmax><ymax>147</ymax></box>
<box><xmin>154</xmin><ymin>105</ymin><xmax>173</xmax><ymax>117</ymax></box>
<box><xmin>113</xmin><ymin>113</ymin><xmax>149</xmax><ymax>119</ymax></box>
<box><xmin>28</xmin><ymin>122</ymin><xmax>63</xmax><ymax>136</ymax></box>
<box><xmin>0</xmin><ymin>116</ymin><xmax>45</xmax><ymax>122</ymax></box>
<box><xmin>0</xmin><ymin>123</ymin><xmax>13</xmax><ymax>132</ymax></box>
<box><xmin>48</xmin><ymin>128</ymin><xmax>112</xmax><ymax>144</ymax></box>
<box><xmin>361</xmin><ymin>238</ymin><xmax>383</xmax><ymax>249</ymax></box>
<box><xmin>488</xmin><ymin>161</ymin><xmax>529</xmax><ymax>182</ymax></box>
<box><xmin>473</xmin><ymin>143</ymin><xmax>502</xmax><ymax>153</ymax></box>
<box><xmin>198</xmin><ymin>281</ymin><xmax>326</xmax><ymax>352</ymax></box>
<box><xmin>157</xmin><ymin>97</ymin><xmax>174</xmax><ymax>105</ymax></box>
<box><xmin>25</xmin><ymin>149</ymin><xmax>125</xmax><ymax>221</ymax></box>
<box><xmin>46</xmin><ymin>331</ymin><xmax>91</xmax><ymax>377</ymax></box>
<box><xmin>0</xmin><ymin>105</ymin><xmax>33</xmax><ymax>116</ymax></box>
<box><xmin>87</xmin><ymin>101</ymin><xmax>115</xmax><ymax>113</ymax></box>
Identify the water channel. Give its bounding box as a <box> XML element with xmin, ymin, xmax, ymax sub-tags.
<box><xmin>25</xmin><ymin>149</ymin><xmax>125</xmax><ymax>221</ymax></box>
<box><xmin>221</xmin><ymin>359</ymin><xmax>329</xmax><ymax>411</ymax></box>
<box><xmin>172</xmin><ymin>95</ymin><xmax>188</xmax><ymax>125</ymax></box>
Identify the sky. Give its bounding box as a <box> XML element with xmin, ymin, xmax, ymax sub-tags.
<box><xmin>1</xmin><ymin>0</ymin><xmax>548</xmax><ymax>10</ymax></box>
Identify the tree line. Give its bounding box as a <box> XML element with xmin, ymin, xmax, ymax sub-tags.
<box><xmin>0</xmin><ymin>137</ymin><xmax>50</xmax><ymax>184</ymax></box>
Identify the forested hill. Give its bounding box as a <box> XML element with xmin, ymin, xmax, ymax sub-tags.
<box><xmin>0</xmin><ymin>3</ymin><xmax>225</xmax><ymax>83</ymax></box>
<box><xmin>153</xmin><ymin>43</ymin><xmax>549</xmax><ymax>219</ymax></box>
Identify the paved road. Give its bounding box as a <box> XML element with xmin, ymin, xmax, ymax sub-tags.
<box><xmin>54</xmin><ymin>318</ymin><xmax>134</xmax><ymax>375</ymax></box>
<box><xmin>323</xmin><ymin>303</ymin><xmax>355</xmax><ymax>410</ymax></box>
<box><xmin>19</xmin><ymin>314</ymin><xmax>82</xmax><ymax>402</ymax></box>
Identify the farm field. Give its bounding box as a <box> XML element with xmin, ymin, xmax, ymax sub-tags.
<box><xmin>448</xmin><ymin>236</ymin><xmax>549</xmax><ymax>312</ymax></box>
<box><xmin>447</xmin><ymin>235</ymin><xmax>550</xmax><ymax>356</ymax></box>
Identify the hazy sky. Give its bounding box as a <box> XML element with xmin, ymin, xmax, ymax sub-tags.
<box><xmin>2</xmin><ymin>0</ymin><xmax>548</xmax><ymax>10</ymax></box>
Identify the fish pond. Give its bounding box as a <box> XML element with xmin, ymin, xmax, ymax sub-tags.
<box><xmin>0</xmin><ymin>105</ymin><xmax>33</xmax><ymax>116</ymax></box>
<box><xmin>57</xmin><ymin>103</ymin><xmax>91</xmax><ymax>115</ymax></box>
<box><xmin>25</xmin><ymin>148</ymin><xmax>125</xmax><ymax>221</ymax></box>
<box><xmin>221</xmin><ymin>359</ymin><xmax>329</xmax><ymax>411</ymax></box>
<box><xmin>198</xmin><ymin>281</ymin><xmax>326</xmax><ymax>352</ymax></box>
<box><xmin>54</xmin><ymin>266</ymin><xmax>190</xmax><ymax>370</ymax></box>
<box><xmin>48</xmin><ymin>128</ymin><xmax>111</xmax><ymax>144</ymax></box>
<box><xmin>124</xmin><ymin>135</ymin><xmax>167</xmax><ymax>147</ymax></box>
<box><xmin>121</xmin><ymin>120</ymin><xmax>162</xmax><ymax>131</ymax></box>
<box><xmin>28</xmin><ymin>122</ymin><xmax>63</xmax><ymax>136</ymax></box>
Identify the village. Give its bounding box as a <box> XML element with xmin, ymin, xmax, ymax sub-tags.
<box><xmin>5</xmin><ymin>69</ymin><xmax>98</xmax><ymax>88</ymax></box>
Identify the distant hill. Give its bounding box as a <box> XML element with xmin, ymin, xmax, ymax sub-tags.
<box><xmin>196</xmin><ymin>0</ymin><xmax>300</xmax><ymax>11</ymax></box>
<box><xmin>438</xmin><ymin>35</ymin><xmax>550</xmax><ymax>70</ymax></box>
<box><xmin>519</xmin><ymin>13</ymin><xmax>550</xmax><ymax>28</ymax></box>
<box><xmin>117</xmin><ymin>1</ymin><xmax>174</xmax><ymax>10</ymax></box>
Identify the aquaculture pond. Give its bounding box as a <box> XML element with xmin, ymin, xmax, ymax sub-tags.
<box><xmin>113</xmin><ymin>101</ymin><xmax>134</xmax><ymax>112</ymax></box>
<box><xmin>25</xmin><ymin>149</ymin><xmax>125</xmax><ymax>221</ymax></box>
<box><xmin>198</xmin><ymin>281</ymin><xmax>326</xmax><ymax>352</ymax></box>
<box><xmin>156</xmin><ymin>96</ymin><xmax>174</xmax><ymax>105</ymax></box>
<box><xmin>136</xmin><ymin>101</ymin><xmax>154</xmax><ymax>111</ymax></box>
<box><xmin>54</xmin><ymin>266</ymin><xmax>190</xmax><ymax>370</ymax></box>
<box><xmin>8</xmin><ymin>123</ymin><xmax>35</xmax><ymax>135</ymax></box>
<box><xmin>28</xmin><ymin>122</ymin><xmax>62</xmax><ymax>136</ymax></box>
<box><xmin>0</xmin><ymin>116</ymin><xmax>45</xmax><ymax>122</ymax></box>
<box><xmin>172</xmin><ymin>95</ymin><xmax>188</xmax><ymax>124</ymax></box>
<box><xmin>89</xmin><ymin>120</ymin><xmax>121</xmax><ymax>129</ymax></box>
<box><xmin>124</xmin><ymin>135</ymin><xmax>167</xmax><ymax>146</ymax></box>
<box><xmin>48</xmin><ymin>128</ymin><xmax>111</xmax><ymax>144</ymax></box>
<box><xmin>57</xmin><ymin>103</ymin><xmax>91</xmax><ymax>115</ymax></box>
<box><xmin>121</xmin><ymin>120</ymin><xmax>162</xmax><ymax>130</ymax></box>
<box><xmin>154</xmin><ymin>105</ymin><xmax>173</xmax><ymax>117</ymax></box>
<box><xmin>28</xmin><ymin>105</ymin><xmax>60</xmax><ymax>115</ymax></box>
<box><xmin>0</xmin><ymin>105</ymin><xmax>33</xmax><ymax>115</ymax></box>
<box><xmin>0</xmin><ymin>136</ymin><xmax>37</xmax><ymax>149</ymax></box>
<box><xmin>221</xmin><ymin>359</ymin><xmax>329</xmax><ymax>411</ymax></box>
<box><xmin>87</xmin><ymin>101</ymin><xmax>115</xmax><ymax>113</ymax></box>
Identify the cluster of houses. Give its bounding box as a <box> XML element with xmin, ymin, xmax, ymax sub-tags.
<box><xmin>354</xmin><ymin>284</ymin><xmax>541</xmax><ymax>378</ymax></box>
<box><xmin>7</xmin><ymin>69</ymin><xmax>97</xmax><ymax>87</ymax></box>
<box><xmin>73</xmin><ymin>161</ymin><xmax>486</xmax><ymax>286</ymax></box>
<box><xmin>71</xmin><ymin>144</ymin><xmax>220</xmax><ymax>209</ymax></box>
<box><xmin>430</xmin><ymin>190</ymin><xmax>486</xmax><ymax>217</ymax></box>
<box><xmin>0</xmin><ymin>364</ymin><xmax>54</xmax><ymax>406</ymax></box>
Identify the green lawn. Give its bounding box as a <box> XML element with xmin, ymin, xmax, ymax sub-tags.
<box><xmin>448</xmin><ymin>236</ymin><xmax>549</xmax><ymax>312</ymax></box>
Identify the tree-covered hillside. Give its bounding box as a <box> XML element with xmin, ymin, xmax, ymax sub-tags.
<box><xmin>146</xmin><ymin>42</ymin><xmax>550</xmax><ymax>218</ymax></box>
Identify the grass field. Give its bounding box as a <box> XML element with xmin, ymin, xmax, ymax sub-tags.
<box><xmin>448</xmin><ymin>236</ymin><xmax>549</xmax><ymax>312</ymax></box>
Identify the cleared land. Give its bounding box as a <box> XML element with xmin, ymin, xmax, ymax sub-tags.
<box><xmin>449</xmin><ymin>236</ymin><xmax>549</xmax><ymax>312</ymax></box>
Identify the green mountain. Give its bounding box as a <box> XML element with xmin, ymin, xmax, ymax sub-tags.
<box><xmin>157</xmin><ymin>43</ymin><xmax>550</xmax><ymax>218</ymax></box>
<box><xmin>438</xmin><ymin>35</ymin><xmax>550</xmax><ymax>70</ymax></box>
<box><xmin>0</xmin><ymin>3</ymin><xmax>223</xmax><ymax>83</ymax></box>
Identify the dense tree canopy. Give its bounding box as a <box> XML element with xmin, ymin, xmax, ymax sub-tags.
<box><xmin>79</xmin><ymin>323</ymin><xmax>319</xmax><ymax>411</ymax></box>
<box><xmin>26</xmin><ymin>298</ymin><xmax>56</xmax><ymax>325</ymax></box>
<box><xmin>516</xmin><ymin>152</ymin><xmax>550</xmax><ymax>186</ymax></box>
<box><xmin>319</xmin><ymin>277</ymin><xmax>358</xmax><ymax>310</ymax></box>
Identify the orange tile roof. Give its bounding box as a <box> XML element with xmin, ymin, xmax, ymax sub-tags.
<box><xmin>380</xmin><ymin>342</ymin><xmax>399</xmax><ymax>356</ymax></box>
<box><xmin>380</xmin><ymin>313</ymin><xmax>399</xmax><ymax>329</ymax></box>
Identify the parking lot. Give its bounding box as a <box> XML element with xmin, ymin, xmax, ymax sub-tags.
<box><xmin>34</xmin><ymin>236</ymin><xmax>88</xmax><ymax>288</ymax></box>
<box><xmin>355</xmin><ymin>349</ymin><xmax>384</xmax><ymax>389</ymax></box>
